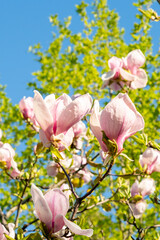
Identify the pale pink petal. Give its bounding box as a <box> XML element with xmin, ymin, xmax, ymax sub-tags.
<box><xmin>119</xmin><ymin>68</ymin><xmax>135</xmax><ymax>82</ymax></box>
<box><xmin>130</xmin><ymin>180</ymin><xmax>140</xmax><ymax>197</ymax></box>
<box><xmin>90</xmin><ymin>100</ymin><xmax>108</xmax><ymax>152</ymax></box>
<box><xmin>63</xmin><ymin>216</ymin><xmax>93</xmax><ymax>237</ymax></box>
<box><xmin>31</xmin><ymin>184</ymin><xmax>52</xmax><ymax>231</ymax></box>
<box><xmin>126</xmin><ymin>49</ymin><xmax>146</xmax><ymax>72</ymax></box>
<box><xmin>101</xmin><ymin>70</ymin><xmax>116</xmax><ymax>89</ymax></box>
<box><xmin>8</xmin><ymin>223</ymin><xmax>15</xmax><ymax>238</ymax></box>
<box><xmin>139</xmin><ymin>178</ymin><xmax>155</xmax><ymax>197</ymax></box>
<box><xmin>56</xmin><ymin>94</ymin><xmax>92</xmax><ymax>135</ymax></box>
<box><xmin>130</xmin><ymin>200</ymin><xmax>147</xmax><ymax>219</ymax></box>
<box><xmin>108</xmin><ymin>56</ymin><xmax>123</xmax><ymax>70</ymax></box>
<box><xmin>33</xmin><ymin>90</ymin><xmax>53</xmax><ymax>141</ymax></box>
<box><xmin>44</xmin><ymin>189</ymin><xmax>69</xmax><ymax>230</ymax></box>
<box><xmin>39</xmin><ymin>129</ymin><xmax>51</xmax><ymax>148</ymax></box>
<box><xmin>46</xmin><ymin>162</ymin><xmax>59</xmax><ymax>177</ymax></box>
<box><xmin>130</xmin><ymin>69</ymin><xmax>148</xmax><ymax>89</ymax></box>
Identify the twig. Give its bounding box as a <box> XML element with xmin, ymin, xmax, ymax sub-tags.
<box><xmin>58</xmin><ymin>162</ymin><xmax>78</xmax><ymax>199</ymax></box>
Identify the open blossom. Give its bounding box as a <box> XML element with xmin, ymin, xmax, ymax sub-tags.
<box><xmin>0</xmin><ymin>223</ymin><xmax>15</xmax><ymax>240</ymax></box>
<box><xmin>102</xmin><ymin>49</ymin><xmax>147</xmax><ymax>91</ymax></box>
<box><xmin>139</xmin><ymin>147</ymin><xmax>160</xmax><ymax>174</ymax></box>
<box><xmin>0</xmin><ymin>142</ymin><xmax>20</xmax><ymax>178</ymax></box>
<box><xmin>90</xmin><ymin>93</ymin><xmax>144</xmax><ymax>153</ymax></box>
<box><xmin>33</xmin><ymin>90</ymin><xmax>92</xmax><ymax>150</ymax></box>
<box><xmin>31</xmin><ymin>184</ymin><xmax>93</xmax><ymax>237</ymax></box>
<box><xmin>130</xmin><ymin>178</ymin><xmax>155</xmax><ymax>218</ymax></box>
<box><xmin>19</xmin><ymin>97</ymin><xmax>39</xmax><ymax>130</ymax></box>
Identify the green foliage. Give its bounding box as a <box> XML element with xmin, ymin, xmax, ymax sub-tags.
<box><xmin>0</xmin><ymin>0</ymin><xmax>159</xmax><ymax>239</ymax></box>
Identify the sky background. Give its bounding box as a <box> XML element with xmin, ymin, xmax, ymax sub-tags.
<box><xmin>0</xmin><ymin>0</ymin><xmax>159</xmax><ymax>105</ymax></box>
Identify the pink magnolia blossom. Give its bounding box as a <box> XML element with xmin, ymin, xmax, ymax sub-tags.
<box><xmin>0</xmin><ymin>142</ymin><xmax>20</xmax><ymax>178</ymax></box>
<box><xmin>33</xmin><ymin>91</ymin><xmax>92</xmax><ymax>150</ymax></box>
<box><xmin>131</xmin><ymin>178</ymin><xmax>155</xmax><ymax>198</ymax></box>
<box><xmin>102</xmin><ymin>49</ymin><xmax>147</xmax><ymax>91</ymax></box>
<box><xmin>130</xmin><ymin>200</ymin><xmax>147</xmax><ymax>219</ymax></box>
<box><xmin>90</xmin><ymin>93</ymin><xmax>144</xmax><ymax>153</ymax></box>
<box><xmin>139</xmin><ymin>147</ymin><xmax>160</xmax><ymax>174</ymax></box>
<box><xmin>130</xmin><ymin>178</ymin><xmax>155</xmax><ymax>219</ymax></box>
<box><xmin>31</xmin><ymin>184</ymin><xmax>93</xmax><ymax>237</ymax></box>
<box><xmin>19</xmin><ymin>97</ymin><xmax>39</xmax><ymax>130</ymax></box>
<box><xmin>0</xmin><ymin>223</ymin><xmax>15</xmax><ymax>240</ymax></box>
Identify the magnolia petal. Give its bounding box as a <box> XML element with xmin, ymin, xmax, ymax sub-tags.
<box><xmin>139</xmin><ymin>178</ymin><xmax>155</xmax><ymax>197</ymax></box>
<box><xmin>8</xmin><ymin>223</ymin><xmax>15</xmax><ymax>238</ymax></box>
<box><xmin>126</xmin><ymin>49</ymin><xmax>146</xmax><ymax>71</ymax></box>
<box><xmin>33</xmin><ymin>90</ymin><xmax>53</xmax><ymax>141</ymax></box>
<box><xmin>44</xmin><ymin>189</ymin><xmax>69</xmax><ymax>229</ymax></box>
<box><xmin>31</xmin><ymin>184</ymin><xmax>52</xmax><ymax>231</ymax></box>
<box><xmin>90</xmin><ymin>100</ymin><xmax>108</xmax><ymax>152</ymax></box>
<box><xmin>130</xmin><ymin>69</ymin><xmax>148</xmax><ymax>89</ymax></box>
<box><xmin>130</xmin><ymin>180</ymin><xmax>140</xmax><ymax>197</ymax></box>
<box><xmin>56</xmin><ymin>94</ymin><xmax>92</xmax><ymax>135</ymax></box>
<box><xmin>101</xmin><ymin>70</ymin><xmax>116</xmax><ymax>89</ymax></box>
<box><xmin>119</xmin><ymin>68</ymin><xmax>135</xmax><ymax>82</ymax></box>
<box><xmin>63</xmin><ymin>216</ymin><xmax>93</xmax><ymax>237</ymax></box>
<box><xmin>39</xmin><ymin>129</ymin><xmax>51</xmax><ymax>148</ymax></box>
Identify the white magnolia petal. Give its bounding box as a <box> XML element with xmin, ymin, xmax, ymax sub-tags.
<box><xmin>63</xmin><ymin>216</ymin><xmax>93</xmax><ymax>237</ymax></box>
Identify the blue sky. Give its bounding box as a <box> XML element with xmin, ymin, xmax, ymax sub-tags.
<box><xmin>0</xmin><ymin>0</ymin><xmax>159</xmax><ymax>104</ymax></box>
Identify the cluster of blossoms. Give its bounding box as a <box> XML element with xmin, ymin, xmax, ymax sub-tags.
<box><xmin>1</xmin><ymin>48</ymin><xmax>159</xmax><ymax>239</ymax></box>
<box><xmin>102</xmin><ymin>49</ymin><xmax>148</xmax><ymax>91</ymax></box>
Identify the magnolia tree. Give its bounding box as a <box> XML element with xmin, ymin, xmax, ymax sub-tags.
<box><xmin>0</xmin><ymin>0</ymin><xmax>160</xmax><ymax>239</ymax></box>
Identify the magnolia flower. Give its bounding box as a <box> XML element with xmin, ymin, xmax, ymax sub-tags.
<box><xmin>102</xmin><ymin>49</ymin><xmax>147</xmax><ymax>91</ymax></box>
<box><xmin>139</xmin><ymin>148</ymin><xmax>160</xmax><ymax>174</ymax></box>
<box><xmin>90</xmin><ymin>93</ymin><xmax>144</xmax><ymax>153</ymax></box>
<box><xmin>33</xmin><ymin>91</ymin><xmax>92</xmax><ymax>150</ymax></box>
<box><xmin>131</xmin><ymin>178</ymin><xmax>155</xmax><ymax>197</ymax></box>
<box><xmin>19</xmin><ymin>97</ymin><xmax>39</xmax><ymax>130</ymax></box>
<box><xmin>0</xmin><ymin>223</ymin><xmax>15</xmax><ymax>240</ymax></box>
<box><xmin>0</xmin><ymin>142</ymin><xmax>20</xmax><ymax>178</ymax></box>
<box><xmin>130</xmin><ymin>178</ymin><xmax>155</xmax><ymax>218</ymax></box>
<box><xmin>129</xmin><ymin>200</ymin><xmax>147</xmax><ymax>219</ymax></box>
<box><xmin>31</xmin><ymin>184</ymin><xmax>93</xmax><ymax>237</ymax></box>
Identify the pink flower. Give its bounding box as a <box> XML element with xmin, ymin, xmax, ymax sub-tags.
<box><xmin>130</xmin><ymin>178</ymin><xmax>155</xmax><ymax>219</ymax></box>
<box><xmin>31</xmin><ymin>184</ymin><xmax>93</xmax><ymax>237</ymax></box>
<box><xmin>0</xmin><ymin>223</ymin><xmax>15</xmax><ymax>240</ymax></box>
<box><xmin>19</xmin><ymin>97</ymin><xmax>39</xmax><ymax>130</ymax></box>
<box><xmin>131</xmin><ymin>179</ymin><xmax>155</xmax><ymax>198</ymax></box>
<box><xmin>139</xmin><ymin>148</ymin><xmax>160</xmax><ymax>174</ymax></box>
<box><xmin>33</xmin><ymin>91</ymin><xmax>92</xmax><ymax>149</ymax></box>
<box><xmin>90</xmin><ymin>93</ymin><xmax>144</xmax><ymax>153</ymax></box>
<box><xmin>130</xmin><ymin>200</ymin><xmax>147</xmax><ymax>219</ymax></box>
<box><xmin>0</xmin><ymin>142</ymin><xmax>20</xmax><ymax>178</ymax></box>
<box><xmin>102</xmin><ymin>49</ymin><xmax>147</xmax><ymax>90</ymax></box>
